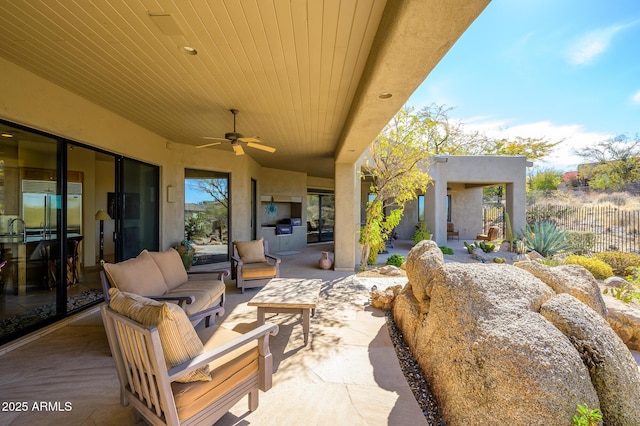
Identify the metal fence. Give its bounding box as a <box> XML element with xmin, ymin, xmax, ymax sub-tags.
<box><xmin>526</xmin><ymin>204</ymin><xmax>639</xmax><ymax>253</ymax></box>
<box><xmin>482</xmin><ymin>204</ymin><xmax>640</xmax><ymax>253</ymax></box>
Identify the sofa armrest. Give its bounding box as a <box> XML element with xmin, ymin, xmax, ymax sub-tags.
<box><xmin>187</xmin><ymin>305</ymin><xmax>225</xmax><ymax>327</ymax></box>
<box><xmin>149</xmin><ymin>294</ymin><xmax>195</xmax><ymax>307</ymax></box>
<box><xmin>187</xmin><ymin>269</ymin><xmax>230</xmax><ymax>281</ymax></box>
<box><xmin>100</xmin><ymin>271</ymin><xmax>112</xmax><ymax>302</ymax></box>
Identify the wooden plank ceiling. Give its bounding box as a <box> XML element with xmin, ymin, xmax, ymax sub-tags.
<box><xmin>0</xmin><ymin>0</ymin><xmax>489</xmax><ymax>177</ymax></box>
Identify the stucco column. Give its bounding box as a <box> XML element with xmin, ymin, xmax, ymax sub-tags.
<box><xmin>506</xmin><ymin>181</ymin><xmax>526</xmax><ymax>237</ymax></box>
<box><xmin>432</xmin><ymin>178</ymin><xmax>448</xmax><ymax>246</ymax></box>
<box><xmin>334</xmin><ymin>162</ymin><xmax>359</xmax><ymax>271</ymax></box>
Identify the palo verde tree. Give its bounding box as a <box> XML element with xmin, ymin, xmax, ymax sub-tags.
<box><xmin>360</xmin><ymin>106</ymin><xmax>432</xmax><ymax>268</ymax></box>
<box><xmin>574</xmin><ymin>134</ymin><xmax>640</xmax><ymax>191</ymax></box>
<box><xmin>415</xmin><ymin>103</ymin><xmax>561</xmax><ymax>161</ymax></box>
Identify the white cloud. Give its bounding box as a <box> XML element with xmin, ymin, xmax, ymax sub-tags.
<box><xmin>566</xmin><ymin>22</ymin><xmax>633</xmax><ymax>65</ymax></box>
<box><xmin>463</xmin><ymin>118</ymin><xmax>612</xmax><ymax>171</ymax></box>
<box><xmin>632</xmin><ymin>90</ymin><xmax>640</xmax><ymax>104</ymax></box>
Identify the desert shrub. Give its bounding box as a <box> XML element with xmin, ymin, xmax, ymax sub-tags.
<box><xmin>439</xmin><ymin>246</ymin><xmax>454</xmax><ymax>255</ymax></box>
<box><xmin>593</xmin><ymin>251</ymin><xmax>640</xmax><ymax>276</ymax></box>
<box><xmin>572</xmin><ymin>404</ymin><xmax>602</xmax><ymax>426</ymax></box>
<box><xmin>386</xmin><ymin>254</ymin><xmax>405</xmax><ymax>267</ymax></box>
<box><xmin>564</xmin><ymin>255</ymin><xmax>614</xmax><ymax>280</ymax></box>
<box><xmin>536</xmin><ymin>257</ymin><xmax>563</xmax><ymax>267</ymax></box>
<box><xmin>522</xmin><ymin>221</ymin><xmax>571</xmax><ymax>258</ymax></box>
<box><xmin>565</xmin><ymin>231</ymin><xmax>596</xmax><ymax>256</ymax></box>
<box><xmin>413</xmin><ymin>222</ymin><xmax>431</xmax><ymax>245</ymax></box>
<box><xmin>493</xmin><ymin>257</ymin><xmax>506</xmax><ymax>263</ymax></box>
<box><xmin>598</xmin><ymin>193</ymin><xmax>628</xmax><ymax>207</ymax></box>
<box><xmin>603</xmin><ymin>271</ymin><xmax>640</xmax><ymax>304</ymax></box>
<box><xmin>478</xmin><ymin>241</ymin><xmax>496</xmax><ymax>253</ymax></box>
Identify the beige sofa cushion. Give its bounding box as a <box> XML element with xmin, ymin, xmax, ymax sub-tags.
<box><xmin>172</xmin><ymin>326</ymin><xmax>258</xmax><ymax>421</ymax></box>
<box><xmin>234</xmin><ymin>238</ymin><xmax>266</xmax><ymax>264</ymax></box>
<box><xmin>103</xmin><ymin>250</ymin><xmax>168</xmax><ymax>296</ymax></box>
<box><xmin>108</xmin><ymin>288</ymin><xmax>211</xmax><ymax>383</ymax></box>
<box><xmin>148</xmin><ymin>249</ymin><xmax>189</xmax><ymax>291</ymax></box>
<box><xmin>165</xmin><ymin>280</ymin><xmax>226</xmax><ymax>316</ymax></box>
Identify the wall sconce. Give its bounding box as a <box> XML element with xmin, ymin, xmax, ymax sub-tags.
<box><xmin>95</xmin><ymin>209</ymin><xmax>112</xmax><ymax>264</ymax></box>
<box><xmin>167</xmin><ymin>185</ymin><xmax>176</xmax><ymax>203</ymax></box>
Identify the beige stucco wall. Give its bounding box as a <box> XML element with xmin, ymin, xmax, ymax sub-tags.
<box><xmin>427</xmin><ymin>155</ymin><xmax>528</xmax><ymax>245</ymax></box>
<box><xmin>360</xmin><ymin>155</ymin><xmax>528</xmax><ymax>248</ymax></box>
<box><xmin>307</xmin><ymin>176</ymin><xmax>334</xmax><ymax>191</ymax></box>
<box><xmin>0</xmin><ymin>57</ymin><xmax>279</xmax><ymax>261</ymax></box>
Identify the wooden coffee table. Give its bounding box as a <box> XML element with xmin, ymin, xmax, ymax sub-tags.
<box><xmin>248</xmin><ymin>278</ymin><xmax>322</xmax><ymax>345</ymax></box>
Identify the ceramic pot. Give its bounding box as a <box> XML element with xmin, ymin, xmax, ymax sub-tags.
<box><xmin>318</xmin><ymin>251</ymin><xmax>333</xmax><ymax>270</ymax></box>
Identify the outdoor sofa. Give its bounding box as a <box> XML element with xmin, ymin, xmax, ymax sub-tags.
<box><xmin>101</xmin><ymin>248</ymin><xmax>227</xmax><ymax>327</ymax></box>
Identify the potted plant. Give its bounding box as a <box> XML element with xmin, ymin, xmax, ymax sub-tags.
<box><xmin>172</xmin><ymin>239</ymin><xmax>196</xmax><ymax>270</ymax></box>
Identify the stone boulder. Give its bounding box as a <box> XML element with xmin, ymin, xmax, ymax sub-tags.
<box><xmin>515</xmin><ymin>260</ymin><xmax>607</xmax><ymax>317</ymax></box>
<box><xmin>393</xmin><ymin>244</ymin><xmax>640</xmax><ymax>425</ymax></box>
<box><xmin>541</xmin><ymin>293</ymin><xmax>640</xmax><ymax>424</ymax></box>
<box><xmin>601</xmin><ymin>292</ymin><xmax>640</xmax><ymax>351</ymax></box>
<box><xmin>404</xmin><ymin>240</ymin><xmax>445</xmax><ymax>314</ymax></box>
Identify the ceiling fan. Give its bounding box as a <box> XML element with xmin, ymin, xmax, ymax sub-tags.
<box><xmin>198</xmin><ymin>109</ymin><xmax>276</xmax><ymax>156</ymax></box>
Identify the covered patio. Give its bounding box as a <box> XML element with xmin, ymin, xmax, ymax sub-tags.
<box><xmin>0</xmin><ymin>243</ymin><xmax>426</xmax><ymax>425</ymax></box>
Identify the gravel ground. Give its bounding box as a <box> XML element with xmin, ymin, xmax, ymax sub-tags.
<box><xmin>385</xmin><ymin>310</ymin><xmax>445</xmax><ymax>426</ymax></box>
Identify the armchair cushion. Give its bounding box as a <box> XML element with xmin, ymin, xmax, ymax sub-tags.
<box><xmin>172</xmin><ymin>326</ymin><xmax>259</xmax><ymax>421</ymax></box>
<box><xmin>148</xmin><ymin>248</ymin><xmax>189</xmax><ymax>291</ymax></box>
<box><xmin>241</xmin><ymin>262</ymin><xmax>278</xmax><ymax>279</ymax></box>
<box><xmin>234</xmin><ymin>238</ymin><xmax>266</xmax><ymax>264</ymax></box>
<box><xmin>103</xmin><ymin>250</ymin><xmax>168</xmax><ymax>296</ymax></box>
<box><xmin>108</xmin><ymin>288</ymin><xmax>212</xmax><ymax>383</ymax></box>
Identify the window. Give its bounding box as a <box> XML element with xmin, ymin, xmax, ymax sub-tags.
<box><xmin>418</xmin><ymin>195</ymin><xmax>425</xmax><ymax>222</ymax></box>
<box><xmin>184</xmin><ymin>169</ymin><xmax>230</xmax><ymax>264</ymax></box>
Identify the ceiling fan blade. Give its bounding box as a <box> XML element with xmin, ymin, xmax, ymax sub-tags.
<box><xmin>247</xmin><ymin>141</ymin><xmax>276</xmax><ymax>153</ymax></box>
<box><xmin>196</xmin><ymin>141</ymin><xmax>223</xmax><ymax>149</ymax></box>
<box><xmin>232</xmin><ymin>144</ymin><xmax>245</xmax><ymax>155</ymax></box>
<box><xmin>202</xmin><ymin>136</ymin><xmax>227</xmax><ymax>140</ymax></box>
<box><xmin>238</xmin><ymin>136</ymin><xmax>261</xmax><ymax>143</ymax></box>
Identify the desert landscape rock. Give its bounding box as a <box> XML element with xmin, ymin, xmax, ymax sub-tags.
<box><xmin>515</xmin><ymin>260</ymin><xmax>607</xmax><ymax>317</ymax></box>
<box><xmin>541</xmin><ymin>293</ymin><xmax>640</xmax><ymax>424</ymax></box>
<box><xmin>393</xmin><ymin>240</ymin><xmax>640</xmax><ymax>425</ymax></box>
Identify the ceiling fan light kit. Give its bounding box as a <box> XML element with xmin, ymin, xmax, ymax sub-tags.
<box><xmin>198</xmin><ymin>109</ymin><xmax>275</xmax><ymax>155</ymax></box>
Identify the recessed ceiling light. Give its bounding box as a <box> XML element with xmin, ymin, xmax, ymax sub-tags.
<box><xmin>1</xmin><ymin>133</ymin><xmax>13</xmax><ymax>138</ymax></box>
<box><xmin>377</xmin><ymin>92</ymin><xmax>393</xmax><ymax>100</ymax></box>
<box><xmin>180</xmin><ymin>45</ymin><xmax>198</xmax><ymax>56</ymax></box>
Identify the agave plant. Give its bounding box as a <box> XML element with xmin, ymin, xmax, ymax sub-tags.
<box><xmin>521</xmin><ymin>221</ymin><xmax>571</xmax><ymax>258</ymax></box>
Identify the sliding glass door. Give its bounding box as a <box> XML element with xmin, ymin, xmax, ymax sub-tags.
<box><xmin>307</xmin><ymin>191</ymin><xmax>334</xmax><ymax>243</ymax></box>
<box><xmin>115</xmin><ymin>158</ymin><xmax>159</xmax><ymax>260</ymax></box>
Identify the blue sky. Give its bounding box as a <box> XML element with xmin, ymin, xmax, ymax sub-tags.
<box><xmin>409</xmin><ymin>0</ymin><xmax>640</xmax><ymax>171</ymax></box>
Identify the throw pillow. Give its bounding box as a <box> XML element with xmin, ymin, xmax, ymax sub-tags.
<box><xmin>148</xmin><ymin>248</ymin><xmax>189</xmax><ymax>291</ymax></box>
<box><xmin>103</xmin><ymin>250</ymin><xmax>168</xmax><ymax>296</ymax></box>
<box><xmin>108</xmin><ymin>288</ymin><xmax>211</xmax><ymax>383</ymax></box>
<box><xmin>234</xmin><ymin>237</ymin><xmax>266</xmax><ymax>264</ymax></box>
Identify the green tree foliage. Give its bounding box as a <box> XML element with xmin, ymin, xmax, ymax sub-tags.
<box><xmin>415</xmin><ymin>103</ymin><xmax>560</xmax><ymax>161</ymax></box>
<box><xmin>360</xmin><ymin>106</ymin><xmax>432</xmax><ymax>268</ymax></box>
<box><xmin>481</xmin><ymin>136</ymin><xmax>561</xmax><ymax>161</ymax></box>
<box><xmin>529</xmin><ymin>168</ymin><xmax>563</xmax><ymax>192</ymax></box>
<box><xmin>574</xmin><ymin>134</ymin><xmax>640</xmax><ymax>191</ymax></box>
